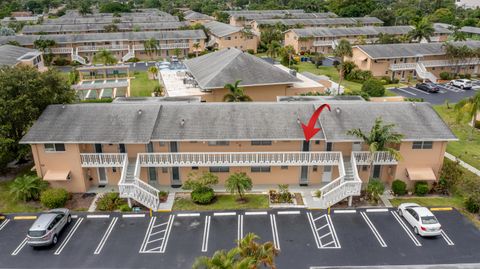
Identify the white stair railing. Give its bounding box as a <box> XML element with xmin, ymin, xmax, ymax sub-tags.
<box><xmin>415</xmin><ymin>62</ymin><xmax>437</xmax><ymax>83</ymax></box>
<box><xmin>71</xmin><ymin>49</ymin><xmax>86</xmax><ymax>65</ymax></box>
<box><xmin>122</xmin><ymin>46</ymin><xmax>135</xmax><ymax>62</ymax></box>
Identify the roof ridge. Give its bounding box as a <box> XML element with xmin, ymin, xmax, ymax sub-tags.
<box><xmin>199</xmin><ymin>49</ymin><xmax>243</xmax><ymax>87</ymax></box>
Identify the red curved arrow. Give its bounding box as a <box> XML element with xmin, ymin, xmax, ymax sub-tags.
<box><xmin>301</xmin><ymin>104</ymin><xmax>331</xmax><ymax>142</ymax></box>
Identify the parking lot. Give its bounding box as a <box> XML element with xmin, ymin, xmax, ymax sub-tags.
<box><xmin>0</xmin><ymin>208</ymin><xmax>479</xmax><ymax>268</ymax></box>
<box><xmin>389</xmin><ymin>81</ymin><xmax>480</xmax><ymax>104</ymax></box>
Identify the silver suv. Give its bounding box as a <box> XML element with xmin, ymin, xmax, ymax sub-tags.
<box><xmin>27</xmin><ymin>208</ymin><xmax>71</xmax><ymax>247</ymax></box>
<box><xmin>450</xmin><ymin>79</ymin><xmax>472</xmax><ymax>89</ymax></box>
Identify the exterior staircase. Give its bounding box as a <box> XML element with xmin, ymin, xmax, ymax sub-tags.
<box><xmin>415</xmin><ymin>62</ymin><xmax>437</xmax><ymax>83</ymax></box>
<box><xmin>122</xmin><ymin>47</ymin><xmax>135</xmax><ymax>62</ymax></box>
<box><xmin>71</xmin><ymin>49</ymin><xmax>86</xmax><ymax>65</ymax></box>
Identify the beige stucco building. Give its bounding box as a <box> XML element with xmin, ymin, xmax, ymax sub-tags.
<box><xmin>204</xmin><ymin>21</ymin><xmax>259</xmax><ymax>53</ymax></box>
<box><xmin>21</xmin><ymin>99</ymin><xmax>456</xmax><ymax>210</ymax></box>
<box><xmin>0</xmin><ymin>45</ymin><xmax>45</xmax><ymax>71</ymax></box>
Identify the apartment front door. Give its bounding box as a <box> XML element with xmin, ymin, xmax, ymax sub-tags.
<box><xmin>170</xmin><ymin>142</ymin><xmax>181</xmax><ymax>187</ymax></box>
<box><xmin>322</xmin><ymin>166</ymin><xmax>332</xmax><ymax>182</ymax></box>
<box><xmin>95</xmin><ymin>143</ymin><xmax>108</xmax><ymax>185</ymax></box>
<box><xmin>372</xmin><ymin>165</ymin><xmax>382</xmax><ymax>179</ymax></box>
<box><xmin>300</xmin><ymin>141</ymin><xmax>310</xmax><ymax>186</ymax></box>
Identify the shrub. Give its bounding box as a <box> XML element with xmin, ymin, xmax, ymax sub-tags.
<box><xmin>119</xmin><ymin>204</ymin><xmax>132</xmax><ymax>212</ymax></box>
<box><xmin>380</xmin><ymin>76</ymin><xmax>392</xmax><ymax>84</ymax></box>
<box><xmin>9</xmin><ymin>175</ymin><xmax>48</xmax><ymax>202</ymax></box>
<box><xmin>465</xmin><ymin>195</ymin><xmax>480</xmax><ymax>214</ymax></box>
<box><xmin>191</xmin><ymin>187</ymin><xmax>215</xmax><ymax>204</ymax></box>
<box><xmin>40</xmin><ymin>188</ymin><xmax>69</xmax><ymax>208</ymax></box>
<box><xmin>391</xmin><ymin>78</ymin><xmax>399</xmax><ymax>84</ymax></box>
<box><xmin>96</xmin><ymin>192</ymin><xmax>126</xmax><ymax>211</ymax></box>
<box><xmin>126</xmin><ymin>57</ymin><xmax>140</xmax><ymax>63</ymax></box>
<box><xmin>366</xmin><ymin>179</ymin><xmax>385</xmax><ymax>204</ymax></box>
<box><xmin>362</xmin><ymin>79</ymin><xmax>385</xmax><ymax>97</ymax></box>
<box><xmin>439</xmin><ymin>71</ymin><xmax>451</xmax><ymax>80</ymax></box>
<box><xmin>414</xmin><ymin>181</ymin><xmax>429</xmax><ymax>196</ymax></box>
<box><xmin>246</xmin><ymin>49</ymin><xmax>255</xmax><ymax>54</ymax></box>
<box><xmin>405</xmin><ymin>97</ymin><xmax>424</xmax><ymax>102</ymax></box>
<box><xmin>391</xmin><ymin>180</ymin><xmax>407</xmax><ymax>196</ymax></box>
<box><xmin>439</xmin><ymin>159</ymin><xmax>463</xmax><ymax>194</ymax></box>
<box><xmin>314</xmin><ymin>189</ymin><xmax>322</xmax><ymax>198</ymax></box>
<box><xmin>53</xmin><ymin>58</ymin><xmax>71</xmax><ymax>66</ymax></box>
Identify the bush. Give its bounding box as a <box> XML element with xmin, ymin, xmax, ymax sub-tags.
<box><xmin>414</xmin><ymin>181</ymin><xmax>429</xmax><ymax>196</ymax></box>
<box><xmin>391</xmin><ymin>180</ymin><xmax>407</xmax><ymax>196</ymax></box>
<box><xmin>9</xmin><ymin>175</ymin><xmax>48</xmax><ymax>202</ymax></box>
<box><xmin>366</xmin><ymin>179</ymin><xmax>385</xmax><ymax>204</ymax></box>
<box><xmin>40</xmin><ymin>188</ymin><xmax>69</xmax><ymax>208</ymax></box>
<box><xmin>380</xmin><ymin>76</ymin><xmax>392</xmax><ymax>84</ymax></box>
<box><xmin>361</xmin><ymin>79</ymin><xmax>385</xmax><ymax>97</ymax></box>
<box><xmin>53</xmin><ymin>58</ymin><xmax>71</xmax><ymax>66</ymax></box>
<box><xmin>246</xmin><ymin>49</ymin><xmax>255</xmax><ymax>54</ymax></box>
<box><xmin>126</xmin><ymin>57</ymin><xmax>140</xmax><ymax>63</ymax></box>
<box><xmin>465</xmin><ymin>195</ymin><xmax>480</xmax><ymax>214</ymax></box>
<box><xmin>439</xmin><ymin>72</ymin><xmax>451</xmax><ymax>80</ymax></box>
<box><xmin>191</xmin><ymin>187</ymin><xmax>215</xmax><ymax>204</ymax></box>
<box><xmin>439</xmin><ymin>159</ymin><xmax>463</xmax><ymax>194</ymax></box>
<box><xmin>119</xmin><ymin>204</ymin><xmax>132</xmax><ymax>212</ymax></box>
<box><xmin>96</xmin><ymin>192</ymin><xmax>126</xmax><ymax>211</ymax></box>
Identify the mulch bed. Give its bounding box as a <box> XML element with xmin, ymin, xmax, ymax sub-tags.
<box><xmin>65</xmin><ymin>193</ymin><xmax>96</xmax><ymax>211</ymax></box>
<box><xmin>294</xmin><ymin>193</ymin><xmax>304</xmax><ymax>205</ymax></box>
<box><xmin>331</xmin><ymin>190</ymin><xmax>382</xmax><ymax>208</ymax></box>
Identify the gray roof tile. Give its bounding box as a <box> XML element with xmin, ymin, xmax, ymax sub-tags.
<box><xmin>0</xmin><ymin>45</ymin><xmax>38</xmax><ymax>66</ymax></box>
<box><xmin>204</xmin><ymin>21</ymin><xmax>243</xmax><ymax>37</ymax></box>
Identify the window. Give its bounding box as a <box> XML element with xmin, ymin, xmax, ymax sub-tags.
<box><xmin>192</xmin><ymin>166</ymin><xmax>199</xmax><ymax>170</ymax></box>
<box><xmin>313</xmin><ymin>166</ymin><xmax>318</xmax><ymax>172</ymax></box>
<box><xmin>326</xmin><ymin>142</ymin><xmax>333</xmax><ymax>151</ymax></box>
<box><xmin>208</xmin><ymin>141</ymin><xmax>229</xmax><ymax>146</ymax></box>
<box><xmin>112</xmin><ymin>167</ymin><xmax>117</xmax><ymax>173</ymax></box>
<box><xmin>210</xmin><ymin>166</ymin><xmax>229</xmax><ymax>173</ymax></box>
<box><xmin>251</xmin><ymin>141</ymin><xmax>272</xmax><ymax>146</ymax></box>
<box><xmin>281</xmin><ymin>166</ymin><xmax>288</xmax><ymax>170</ymax></box>
<box><xmin>412</xmin><ymin>141</ymin><xmax>433</xmax><ymax>149</ymax></box>
<box><xmin>44</xmin><ymin>143</ymin><xmax>65</xmax><ymax>152</ymax></box>
<box><xmin>315</xmin><ymin>140</ymin><xmax>320</xmax><ymax>145</ymax></box>
<box><xmin>251</xmin><ymin>166</ymin><xmax>270</xmax><ymax>173</ymax></box>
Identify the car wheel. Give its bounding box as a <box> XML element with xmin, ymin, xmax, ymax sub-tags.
<box><xmin>67</xmin><ymin>215</ymin><xmax>71</xmax><ymax>224</ymax></box>
<box><xmin>414</xmin><ymin>227</ymin><xmax>419</xmax><ymax>235</ymax></box>
<box><xmin>398</xmin><ymin>209</ymin><xmax>403</xmax><ymax>216</ymax></box>
<box><xmin>52</xmin><ymin>235</ymin><xmax>58</xmax><ymax>245</ymax></box>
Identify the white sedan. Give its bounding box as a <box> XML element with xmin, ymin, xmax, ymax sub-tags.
<box><xmin>397</xmin><ymin>203</ymin><xmax>442</xmax><ymax>237</ymax></box>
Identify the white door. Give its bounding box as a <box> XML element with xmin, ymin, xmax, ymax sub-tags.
<box><xmin>322</xmin><ymin>166</ymin><xmax>332</xmax><ymax>182</ymax></box>
<box><xmin>98</xmin><ymin>168</ymin><xmax>108</xmax><ymax>185</ymax></box>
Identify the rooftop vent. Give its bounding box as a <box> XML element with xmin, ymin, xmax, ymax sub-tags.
<box><xmin>180</xmin><ymin>119</ymin><xmax>185</xmax><ymax>126</ymax></box>
<box><xmin>335</xmin><ymin>107</ymin><xmax>341</xmax><ymax>114</ymax></box>
<box><xmin>138</xmin><ymin>109</ymin><xmax>142</xmax><ymax>115</ymax></box>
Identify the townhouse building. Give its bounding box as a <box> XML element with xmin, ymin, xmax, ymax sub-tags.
<box><xmin>20</xmin><ymin>100</ymin><xmax>456</xmax><ymax>210</ymax></box>
<box><xmin>0</xmin><ymin>30</ymin><xmax>207</xmax><ymax>64</ymax></box>
<box><xmin>183</xmin><ymin>10</ymin><xmax>214</xmax><ymax>25</ymax></box>
<box><xmin>284</xmin><ymin>26</ymin><xmax>451</xmax><ymax>54</ymax></box>
<box><xmin>0</xmin><ymin>45</ymin><xmax>45</xmax><ymax>71</ymax></box>
<box><xmin>225</xmin><ymin>9</ymin><xmax>337</xmax><ymax>27</ymax></box>
<box><xmin>204</xmin><ymin>21</ymin><xmax>259</xmax><ymax>53</ymax></box>
<box><xmin>348</xmin><ymin>41</ymin><xmax>480</xmax><ymax>82</ymax></box>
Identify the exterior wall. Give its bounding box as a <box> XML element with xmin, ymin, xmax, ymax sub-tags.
<box><xmin>201</xmin><ymin>84</ymin><xmax>292</xmax><ymax>102</ymax></box>
<box><xmin>213</xmin><ymin>32</ymin><xmax>259</xmax><ymax>53</ymax></box>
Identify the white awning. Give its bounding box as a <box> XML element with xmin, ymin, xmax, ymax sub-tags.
<box><xmin>44</xmin><ymin>170</ymin><xmax>70</xmax><ymax>181</ymax></box>
<box><xmin>406</xmin><ymin>167</ymin><xmax>436</xmax><ymax>181</ymax></box>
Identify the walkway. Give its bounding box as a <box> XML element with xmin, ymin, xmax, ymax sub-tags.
<box><xmin>445</xmin><ymin>152</ymin><xmax>480</xmax><ymax>176</ymax></box>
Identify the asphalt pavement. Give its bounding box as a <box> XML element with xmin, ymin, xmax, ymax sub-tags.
<box><xmin>389</xmin><ymin>82</ymin><xmax>479</xmax><ymax>104</ymax></box>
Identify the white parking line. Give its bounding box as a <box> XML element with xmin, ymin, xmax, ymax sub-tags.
<box><xmin>201</xmin><ymin>216</ymin><xmax>211</xmax><ymax>252</ymax></box>
<box><xmin>71</xmin><ymin>215</ymin><xmax>78</xmax><ymax>219</ymax></box>
<box><xmin>277</xmin><ymin>211</ymin><xmax>301</xmax><ymax>215</ymax></box>
<box><xmin>213</xmin><ymin>212</ymin><xmax>236</xmax><ymax>216</ymax></box>
<box><xmin>94</xmin><ymin>217</ymin><xmax>118</xmax><ymax>255</ymax></box>
<box><xmin>409</xmin><ymin>87</ymin><xmax>430</xmax><ymax>95</ymax></box>
<box><xmin>54</xmin><ymin>217</ymin><xmax>84</xmax><ymax>255</ymax></box>
<box><xmin>360</xmin><ymin>212</ymin><xmax>387</xmax><ymax>247</ymax></box>
<box><xmin>440</xmin><ymin>230</ymin><xmax>455</xmax><ymax>246</ymax></box>
<box><xmin>160</xmin><ymin>215</ymin><xmax>175</xmax><ymax>253</ymax></box>
<box><xmin>269</xmin><ymin>214</ymin><xmax>280</xmax><ymax>250</ymax></box>
<box><xmin>11</xmin><ymin>237</ymin><xmax>28</xmax><ymax>256</ymax></box>
<box><xmin>327</xmin><ymin>215</ymin><xmax>341</xmax><ymax>248</ymax></box>
<box><xmin>0</xmin><ymin>219</ymin><xmax>10</xmax><ymax>231</ymax></box>
<box><xmin>307</xmin><ymin>213</ymin><xmax>341</xmax><ymax>249</ymax></box>
<box><xmin>366</xmin><ymin>208</ymin><xmax>389</xmax><ymax>213</ymax></box>
<box><xmin>391</xmin><ymin>211</ymin><xmax>422</xmax><ymax>247</ymax></box>
<box><xmin>245</xmin><ymin>211</ymin><xmax>268</xmax><ymax>215</ymax></box>
<box><xmin>87</xmin><ymin>214</ymin><xmax>110</xmax><ymax>219</ymax></box>
<box><xmin>177</xmin><ymin>213</ymin><xmax>200</xmax><ymax>217</ymax></box>
<box><xmin>334</xmin><ymin>209</ymin><xmax>356</xmax><ymax>214</ymax></box>
<box><xmin>396</xmin><ymin>88</ymin><xmax>417</xmax><ymax>96</ymax></box>
<box><xmin>122</xmin><ymin>214</ymin><xmax>145</xmax><ymax>218</ymax></box>
<box><xmin>237</xmin><ymin>214</ymin><xmax>244</xmax><ymax>241</ymax></box>
<box><xmin>139</xmin><ymin>217</ymin><xmax>156</xmax><ymax>253</ymax></box>
<box><xmin>306</xmin><ymin>212</ymin><xmax>321</xmax><ymax>249</ymax></box>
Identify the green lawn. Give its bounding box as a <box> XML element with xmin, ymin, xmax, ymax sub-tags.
<box><xmin>434</xmin><ymin>104</ymin><xmax>480</xmax><ymax>170</ymax></box>
<box><xmin>130</xmin><ymin>71</ymin><xmax>158</xmax><ymax>97</ymax></box>
<box><xmin>172</xmin><ymin>194</ymin><xmax>269</xmax><ymax>211</ymax></box>
<box><xmin>390</xmin><ymin>196</ymin><xmax>464</xmax><ymax>208</ymax></box>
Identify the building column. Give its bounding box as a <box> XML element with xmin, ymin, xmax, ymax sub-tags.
<box><xmin>348</xmin><ymin>196</ymin><xmax>353</xmax><ymax>207</ymax></box>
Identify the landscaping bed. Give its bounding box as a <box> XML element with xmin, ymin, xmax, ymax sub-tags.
<box><xmin>172</xmin><ymin>192</ymin><xmax>269</xmax><ymax>211</ymax></box>
<box><xmin>64</xmin><ymin>193</ymin><xmax>96</xmax><ymax>211</ymax></box>
<box><xmin>331</xmin><ymin>190</ymin><xmax>381</xmax><ymax>208</ymax></box>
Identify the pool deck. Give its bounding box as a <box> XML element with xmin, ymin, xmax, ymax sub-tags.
<box><xmin>159</xmin><ymin>69</ymin><xmax>209</xmax><ymax>97</ymax></box>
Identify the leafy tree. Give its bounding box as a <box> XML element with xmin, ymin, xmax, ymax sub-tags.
<box><xmin>0</xmin><ymin>66</ymin><xmax>75</xmax><ymax>168</ymax></box>
<box><xmin>225</xmin><ymin>172</ymin><xmax>252</xmax><ymax>201</ymax></box>
<box><xmin>0</xmin><ymin>26</ymin><xmax>15</xmax><ymax>36</ymax></box>
<box><xmin>346</xmin><ymin>117</ymin><xmax>404</xmax><ymax>179</ymax></box>
<box><xmin>430</xmin><ymin>8</ymin><xmax>455</xmax><ymax>24</ymax></box>
<box><xmin>147</xmin><ymin>66</ymin><xmax>158</xmax><ymax>80</ymax></box>
<box><xmin>94</xmin><ymin>49</ymin><xmax>117</xmax><ymax>65</ymax></box>
<box><xmin>361</xmin><ymin>79</ymin><xmax>385</xmax><ymax>97</ymax></box>
<box><xmin>143</xmin><ymin>38</ymin><xmax>159</xmax><ymax>58</ymax></box>
<box><xmin>9</xmin><ymin>174</ymin><xmax>48</xmax><ymax>202</ymax></box>
<box><xmin>333</xmin><ymin>39</ymin><xmax>352</xmax><ymax>95</ymax></box>
<box><xmin>99</xmin><ymin>1</ymin><xmax>131</xmax><ymax>13</ymax></box>
<box><xmin>266</xmin><ymin>40</ymin><xmax>281</xmax><ymax>59</ymax></box>
<box><xmin>328</xmin><ymin>0</ymin><xmax>376</xmax><ymax>17</ymax></box>
<box><xmin>408</xmin><ymin>18</ymin><xmax>435</xmax><ymax>42</ymax></box>
<box><xmin>213</xmin><ymin>11</ymin><xmax>229</xmax><ymax>23</ymax></box>
<box><xmin>33</xmin><ymin>39</ymin><xmax>56</xmax><ymax>66</ymax></box>
<box><xmin>223</xmin><ymin>80</ymin><xmax>252</xmax><ymax>102</ymax></box>
<box><xmin>279</xmin><ymin>45</ymin><xmax>295</xmax><ymax>67</ymax></box>
<box><xmin>376</xmin><ymin>33</ymin><xmax>401</xmax><ymax>44</ymax></box>
<box><xmin>183</xmin><ymin>172</ymin><xmax>219</xmax><ymax>204</ymax></box>
<box><xmin>78</xmin><ymin>1</ymin><xmax>92</xmax><ymax>16</ymax></box>
<box><xmin>454</xmin><ymin>92</ymin><xmax>480</xmax><ymax>140</ymax></box>
<box><xmin>192</xmin><ymin>42</ymin><xmax>201</xmax><ymax>57</ymax></box>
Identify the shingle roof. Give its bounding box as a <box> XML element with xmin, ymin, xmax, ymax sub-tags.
<box><xmin>0</xmin><ymin>30</ymin><xmax>206</xmax><ymax>46</ymax></box>
<box><xmin>183</xmin><ymin>48</ymin><xmax>301</xmax><ymax>90</ymax></box>
<box><xmin>255</xmin><ymin>17</ymin><xmax>383</xmax><ymax>27</ymax></box>
<box><xmin>461</xmin><ymin>26</ymin><xmax>480</xmax><ymax>35</ymax></box>
<box><xmin>318</xmin><ymin>102</ymin><xmax>456</xmax><ymax>142</ymax></box>
<box><xmin>184</xmin><ymin>11</ymin><xmax>213</xmax><ymax>21</ymax></box>
<box><xmin>21</xmin><ymin>101</ymin><xmax>456</xmax><ymax>143</ymax></box>
<box><xmin>204</xmin><ymin>21</ymin><xmax>243</xmax><ymax>37</ymax></box>
<box><xmin>225</xmin><ymin>10</ymin><xmax>305</xmax><ymax>15</ymax></box>
<box><xmin>357</xmin><ymin>41</ymin><xmax>480</xmax><ymax>59</ymax></box>
<box><xmin>230</xmin><ymin>12</ymin><xmax>337</xmax><ymax>20</ymax></box>
<box><xmin>290</xmin><ymin>26</ymin><xmax>413</xmax><ymax>38</ymax></box>
<box><xmin>0</xmin><ymin>45</ymin><xmax>38</xmax><ymax>66</ymax></box>
<box><xmin>20</xmin><ymin>104</ymin><xmax>161</xmax><ymax>144</ymax></box>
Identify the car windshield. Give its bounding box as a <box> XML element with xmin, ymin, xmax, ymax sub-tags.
<box><xmin>28</xmin><ymin>230</ymin><xmax>46</xmax><ymax>237</ymax></box>
<box><xmin>421</xmin><ymin>216</ymin><xmax>438</xmax><ymax>224</ymax></box>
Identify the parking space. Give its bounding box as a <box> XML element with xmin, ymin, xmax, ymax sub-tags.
<box><xmin>0</xmin><ymin>209</ymin><xmax>479</xmax><ymax>268</ymax></box>
<box><xmin>389</xmin><ymin>84</ymin><xmax>478</xmax><ymax>104</ymax></box>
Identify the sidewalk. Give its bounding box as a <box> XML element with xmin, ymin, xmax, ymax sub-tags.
<box><xmin>445</xmin><ymin>152</ymin><xmax>480</xmax><ymax>176</ymax></box>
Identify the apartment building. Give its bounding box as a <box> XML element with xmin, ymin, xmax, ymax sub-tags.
<box><xmin>226</xmin><ymin>9</ymin><xmax>337</xmax><ymax>27</ymax></box>
<box><xmin>161</xmin><ymin>48</ymin><xmax>325</xmax><ymax>101</ymax></box>
<box><xmin>204</xmin><ymin>21</ymin><xmax>259</xmax><ymax>53</ymax></box>
<box><xmin>348</xmin><ymin>41</ymin><xmax>480</xmax><ymax>82</ymax></box>
<box><xmin>20</xmin><ymin>100</ymin><xmax>456</xmax><ymax>210</ymax></box>
<box><xmin>0</xmin><ymin>30</ymin><xmax>207</xmax><ymax>64</ymax></box>
<box><xmin>0</xmin><ymin>45</ymin><xmax>45</xmax><ymax>70</ymax></box>
<box><xmin>183</xmin><ymin>10</ymin><xmax>214</xmax><ymax>25</ymax></box>
<box><xmin>285</xmin><ymin>26</ymin><xmax>451</xmax><ymax>54</ymax></box>
<box><xmin>455</xmin><ymin>0</ymin><xmax>480</xmax><ymax>9</ymax></box>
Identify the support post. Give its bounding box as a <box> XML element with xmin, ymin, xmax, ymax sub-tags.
<box><xmin>348</xmin><ymin>196</ymin><xmax>353</xmax><ymax>207</ymax></box>
<box><xmin>128</xmin><ymin>198</ymin><xmax>132</xmax><ymax>208</ymax></box>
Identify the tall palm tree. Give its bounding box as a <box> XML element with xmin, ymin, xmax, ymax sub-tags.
<box><xmin>192</xmin><ymin>42</ymin><xmax>201</xmax><ymax>57</ymax></box>
<box><xmin>94</xmin><ymin>49</ymin><xmax>117</xmax><ymax>65</ymax></box>
<box><xmin>225</xmin><ymin>172</ymin><xmax>253</xmax><ymax>201</ymax></box>
<box><xmin>333</xmin><ymin>39</ymin><xmax>352</xmax><ymax>95</ymax></box>
<box><xmin>266</xmin><ymin>40</ymin><xmax>281</xmax><ymax>59</ymax></box>
<box><xmin>223</xmin><ymin>80</ymin><xmax>252</xmax><ymax>102</ymax></box>
<box><xmin>455</xmin><ymin>92</ymin><xmax>480</xmax><ymax>140</ymax></box>
<box><xmin>347</xmin><ymin>117</ymin><xmax>404</xmax><ymax>179</ymax></box>
<box><xmin>143</xmin><ymin>38</ymin><xmax>158</xmax><ymax>58</ymax></box>
<box><xmin>408</xmin><ymin>18</ymin><xmax>435</xmax><ymax>43</ymax></box>
<box><xmin>443</xmin><ymin>43</ymin><xmax>473</xmax><ymax>76</ymax></box>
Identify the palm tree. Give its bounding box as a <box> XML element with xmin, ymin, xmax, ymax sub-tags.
<box><xmin>223</xmin><ymin>80</ymin><xmax>252</xmax><ymax>102</ymax></box>
<box><xmin>408</xmin><ymin>18</ymin><xmax>435</xmax><ymax>43</ymax></box>
<box><xmin>266</xmin><ymin>40</ymin><xmax>281</xmax><ymax>59</ymax></box>
<box><xmin>279</xmin><ymin>45</ymin><xmax>295</xmax><ymax>68</ymax></box>
<box><xmin>237</xmin><ymin>233</ymin><xmax>279</xmax><ymax>269</ymax></box>
<box><xmin>347</xmin><ymin>117</ymin><xmax>404</xmax><ymax>179</ymax></box>
<box><xmin>94</xmin><ymin>49</ymin><xmax>117</xmax><ymax>65</ymax></box>
<box><xmin>192</xmin><ymin>248</ymin><xmax>244</xmax><ymax>269</ymax></box>
<box><xmin>225</xmin><ymin>172</ymin><xmax>253</xmax><ymax>201</ymax></box>
<box><xmin>143</xmin><ymin>38</ymin><xmax>158</xmax><ymax>58</ymax></box>
<box><xmin>192</xmin><ymin>42</ymin><xmax>201</xmax><ymax>57</ymax></box>
<box><xmin>147</xmin><ymin>66</ymin><xmax>158</xmax><ymax>80</ymax></box>
<box><xmin>443</xmin><ymin>43</ymin><xmax>473</xmax><ymax>76</ymax></box>
<box><xmin>9</xmin><ymin>175</ymin><xmax>48</xmax><ymax>202</ymax></box>
<box><xmin>153</xmin><ymin>85</ymin><xmax>164</xmax><ymax>97</ymax></box>
<box><xmin>451</xmin><ymin>25</ymin><xmax>467</xmax><ymax>41</ymax></box>
<box><xmin>333</xmin><ymin>39</ymin><xmax>352</xmax><ymax>95</ymax></box>
<box><xmin>173</xmin><ymin>48</ymin><xmax>181</xmax><ymax>58</ymax></box>
<box><xmin>455</xmin><ymin>92</ymin><xmax>480</xmax><ymax>140</ymax></box>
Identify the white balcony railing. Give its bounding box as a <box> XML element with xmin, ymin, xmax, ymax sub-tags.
<box><xmin>80</xmin><ymin>153</ymin><xmax>126</xmax><ymax>167</ymax></box>
<box><xmin>353</xmin><ymin>151</ymin><xmax>398</xmax><ymax>165</ymax></box>
<box><xmin>389</xmin><ymin>62</ymin><xmax>417</xmax><ymax>71</ymax></box>
<box><xmin>138</xmin><ymin>151</ymin><xmax>342</xmax><ymax>167</ymax></box>
<box><xmin>51</xmin><ymin>47</ymin><xmax>73</xmax><ymax>54</ymax></box>
<box><xmin>313</xmin><ymin>40</ymin><xmax>333</xmax><ymax>46</ymax></box>
<box><xmin>422</xmin><ymin>58</ymin><xmax>478</xmax><ymax>68</ymax></box>
<box><xmin>77</xmin><ymin>45</ymin><xmax>129</xmax><ymax>52</ymax></box>
<box><xmin>132</xmin><ymin>43</ymin><xmax>189</xmax><ymax>51</ymax></box>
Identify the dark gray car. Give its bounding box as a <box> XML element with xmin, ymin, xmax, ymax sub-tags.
<box><xmin>27</xmin><ymin>208</ymin><xmax>71</xmax><ymax>247</ymax></box>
